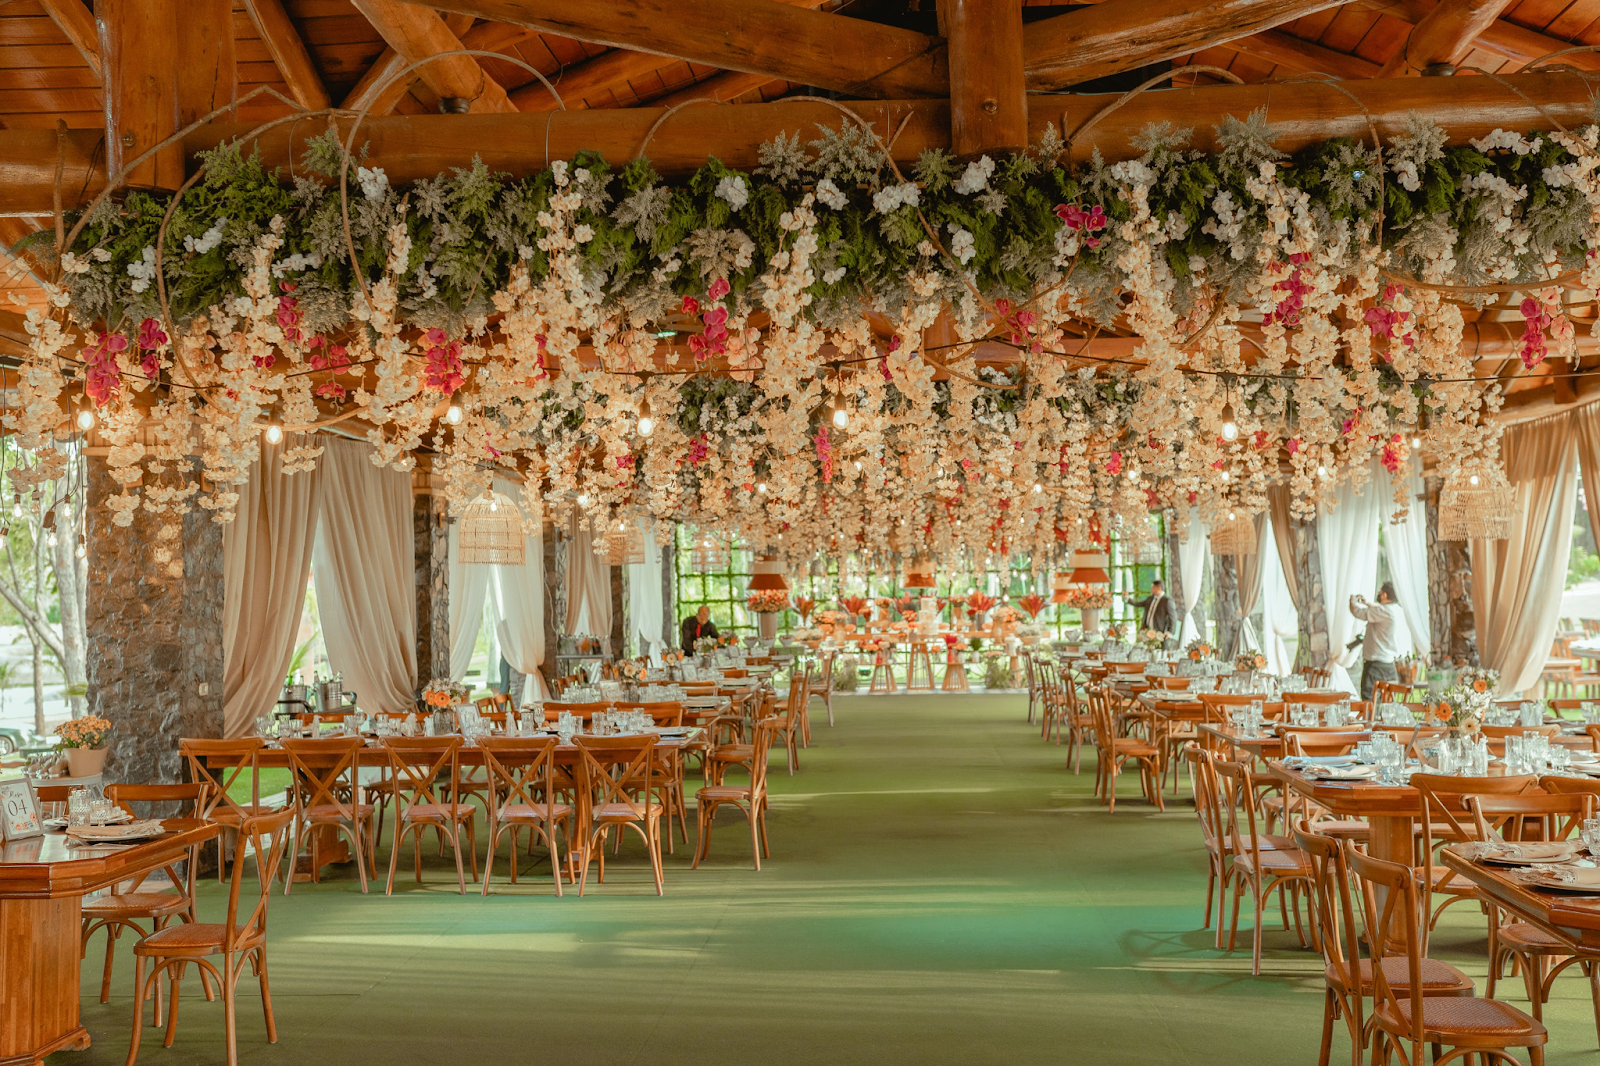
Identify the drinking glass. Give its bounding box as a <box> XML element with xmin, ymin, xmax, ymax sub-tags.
<box><xmin>1585</xmin><ymin>817</ymin><xmax>1600</xmax><ymax>859</ymax></box>
<box><xmin>89</xmin><ymin>796</ymin><xmax>114</xmax><ymax>824</ymax></box>
<box><xmin>1521</xmin><ymin>701</ymin><xmax>1544</xmax><ymax>728</ymax></box>
<box><xmin>1355</xmin><ymin>740</ymin><xmax>1375</xmax><ymax>765</ymax></box>
<box><xmin>67</xmin><ymin>787</ymin><xmax>90</xmax><ymax>827</ymax></box>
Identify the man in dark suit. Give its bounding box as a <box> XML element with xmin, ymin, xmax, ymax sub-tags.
<box><xmin>1126</xmin><ymin>580</ymin><xmax>1177</xmax><ymax>645</ymax></box>
<box><xmin>680</xmin><ymin>605</ymin><xmax>719</xmax><ymax>655</ymax></box>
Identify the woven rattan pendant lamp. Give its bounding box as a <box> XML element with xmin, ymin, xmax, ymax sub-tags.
<box><xmin>459</xmin><ymin>489</ymin><xmax>525</xmax><ymax>565</ymax></box>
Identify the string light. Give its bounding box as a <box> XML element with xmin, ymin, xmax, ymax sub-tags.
<box><xmin>832</xmin><ymin>403</ymin><xmax>849</xmax><ymax>429</ymax></box>
<box><xmin>1317</xmin><ymin>465</ymin><xmax>1329</xmax><ymax>479</ymax></box>
<box><xmin>75</xmin><ymin>407</ymin><xmax>94</xmax><ymax>431</ymax></box>
<box><xmin>444</xmin><ymin>404</ymin><xmax>463</xmax><ymax>425</ymax></box>
<box><xmin>576</xmin><ymin>492</ymin><xmax>590</xmax><ymax>506</ymax></box>
<box><xmin>1468</xmin><ymin>473</ymin><xmax>1480</xmax><ymax>486</ymax></box>
<box><xmin>757</xmin><ymin>482</ymin><xmax>768</xmax><ymax>494</ymax></box>
<box><xmin>1032</xmin><ymin>482</ymin><xmax>1042</xmax><ymax>493</ymax></box>
<box><xmin>264</xmin><ymin>423</ymin><xmax>283</xmax><ymax>444</ymax></box>
<box><xmin>637</xmin><ymin>397</ymin><xmax>654</xmax><ymax>437</ymax></box>
<box><xmin>1219</xmin><ymin>402</ymin><xmax>1239</xmax><ymax>442</ymax></box>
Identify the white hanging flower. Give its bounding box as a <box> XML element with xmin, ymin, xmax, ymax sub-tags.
<box><xmin>90</xmin><ymin>247</ymin><xmax>112</xmax><ymax>262</ymax></box>
<box><xmin>127</xmin><ymin>246</ymin><xmax>158</xmax><ymax>294</ymax></box>
<box><xmin>953</xmin><ymin>156</ymin><xmax>994</xmax><ymax>195</ymax></box>
<box><xmin>815</xmin><ymin>178</ymin><xmax>847</xmax><ymax>210</ymax></box>
<box><xmin>574</xmin><ymin>224</ymin><xmax>595</xmax><ymax>244</ymax></box>
<box><xmin>59</xmin><ymin>252</ymin><xmax>89</xmax><ymax>275</ymax></box>
<box><xmin>948</xmin><ymin>224</ymin><xmax>976</xmax><ymax>264</ymax></box>
<box><xmin>715</xmin><ymin>175</ymin><xmax>749</xmax><ymax>211</ymax></box>
<box><xmin>356</xmin><ymin>166</ymin><xmax>389</xmax><ymax>201</ymax></box>
<box><xmin>872</xmin><ymin>181</ymin><xmax>921</xmax><ymax>213</ymax></box>
<box><xmin>822</xmin><ymin>266</ymin><xmax>846</xmax><ymax>284</ymax></box>
<box><xmin>184</xmin><ymin>217</ymin><xmax>228</xmax><ymax>255</ymax></box>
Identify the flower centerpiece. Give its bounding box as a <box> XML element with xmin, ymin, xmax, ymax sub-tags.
<box><xmin>789</xmin><ymin>626</ymin><xmax>825</xmax><ymax>649</ymax></box>
<box><xmin>967</xmin><ymin>592</ymin><xmax>997</xmax><ymax>629</ymax></box>
<box><xmin>840</xmin><ymin>595</ymin><xmax>870</xmax><ymax>626</ymax></box>
<box><xmin>1186</xmin><ymin>640</ymin><xmax>1216</xmax><ymax>661</ymax></box>
<box><xmin>1104</xmin><ymin>623</ymin><xmax>1127</xmax><ymax>643</ymax></box>
<box><xmin>1424</xmin><ymin>684</ymin><xmax>1493</xmax><ymax>735</ymax></box>
<box><xmin>1139</xmin><ymin>628</ymin><xmax>1168</xmax><ymax>650</ymax></box>
<box><xmin>694</xmin><ymin>635</ymin><xmax>719</xmax><ymax>656</ymax></box>
<box><xmin>1235</xmin><ymin>652</ymin><xmax>1268</xmax><ymax>673</ymax></box>
<box><xmin>1017</xmin><ymin>593</ymin><xmax>1047</xmax><ymax>621</ymax></box>
<box><xmin>422</xmin><ymin>679</ymin><xmax>469</xmax><ymax>709</ymax></box>
<box><xmin>1063</xmin><ymin>587</ymin><xmax>1113</xmax><ymax>609</ymax></box>
<box><xmin>55</xmin><ymin>714</ymin><xmax>112</xmax><ymax>777</ymax></box>
<box><xmin>1456</xmin><ymin>666</ymin><xmax>1499</xmax><ymax>696</ymax></box>
<box><xmin>793</xmin><ymin>596</ymin><xmax>816</xmax><ymax>624</ymax></box>
<box><xmin>1016</xmin><ymin>621</ymin><xmax>1046</xmax><ymax>646</ymax></box>
<box><xmin>817</xmin><ymin>608</ymin><xmax>841</xmax><ymax>636</ymax></box>
<box><xmin>747</xmin><ymin>588</ymin><xmax>790</xmax><ymax>638</ymax></box>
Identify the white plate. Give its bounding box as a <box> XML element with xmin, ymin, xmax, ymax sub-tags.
<box><xmin>1479</xmin><ymin>842</ymin><xmax>1582</xmax><ymax>866</ymax></box>
<box><xmin>64</xmin><ymin>820</ymin><xmax>166</xmax><ymax>843</ymax></box>
<box><xmin>1308</xmin><ymin>766</ymin><xmax>1377</xmax><ymax>781</ymax></box>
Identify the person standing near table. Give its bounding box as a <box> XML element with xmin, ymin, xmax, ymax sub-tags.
<box><xmin>680</xmin><ymin>605</ymin><xmax>719</xmax><ymax>655</ymax></box>
<box><xmin>1349</xmin><ymin>582</ymin><xmax>1402</xmax><ymax>702</ymax></box>
<box><xmin>1125</xmin><ymin>580</ymin><xmax>1176</xmax><ymax>647</ymax></box>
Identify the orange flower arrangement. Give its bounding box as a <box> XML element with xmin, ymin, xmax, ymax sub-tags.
<box><xmin>1017</xmin><ymin>593</ymin><xmax>1047</xmax><ymax>620</ymax></box>
<box><xmin>967</xmin><ymin>592</ymin><xmax>997</xmax><ymax>614</ymax></box>
<box><xmin>794</xmin><ymin>596</ymin><xmax>816</xmax><ymax>623</ymax></box>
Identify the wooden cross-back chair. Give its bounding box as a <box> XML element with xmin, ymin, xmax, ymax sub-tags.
<box><xmin>1087</xmin><ymin>684</ymin><xmax>1162</xmax><ymax>813</ymax></box>
<box><xmin>1292</xmin><ymin>822</ymin><xmax>1473</xmax><ymax>1066</ymax></box>
<box><xmin>1347</xmin><ymin>843</ymin><xmax>1548</xmax><ymax>1066</ymax></box>
<box><xmin>380</xmin><ymin>735</ymin><xmax>477</xmax><ymax>895</ymax></box>
<box><xmin>1211</xmin><ymin>757</ymin><xmax>1313</xmax><ymax>976</ymax></box>
<box><xmin>1184</xmin><ymin>746</ymin><xmax>1232</xmax><ymax>949</ymax></box>
<box><xmin>1372</xmin><ymin>680</ymin><xmax>1414</xmax><ymax>704</ymax></box>
<box><xmin>695</xmin><ymin>716</ymin><xmax>779</xmax><ymax>871</ymax></box>
<box><xmin>179</xmin><ymin>737</ymin><xmax>272</xmax><ymax>882</ymax></box>
<box><xmin>82</xmin><ymin>782</ymin><xmax>211</xmax><ymax>1017</ymax></box>
<box><xmin>1411</xmin><ymin>772</ymin><xmax>1537</xmax><ymax>954</ymax></box>
<box><xmin>126</xmin><ymin>806</ymin><xmax>297</xmax><ymax>1066</ymax></box>
<box><xmin>279</xmin><ymin>736</ymin><xmax>375</xmax><ymax>895</ymax></box>
<box><xmin>478</xmin><ymin>736</ymin><xmax>571</xmax><ymax>896</ymax></box>
<box><xmin>573</xmin><ymin>734</ymin><xmax>664</xmax><ymax>896</ymax></box>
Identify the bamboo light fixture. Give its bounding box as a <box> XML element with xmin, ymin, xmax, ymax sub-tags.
<box><xmin>1209</xmin><ymin>513</ymin><xmax>1258</xmax><ymax>556</ymax></box>
<box><xmin>1438</xmin><ymin>464</ymin><xmax>1514</xmax><ymax>541</ymax></box>
<box><xmin>459</xmin><ymin>490</ymin><xmax>525</xmax><ymax>565</ymax></box>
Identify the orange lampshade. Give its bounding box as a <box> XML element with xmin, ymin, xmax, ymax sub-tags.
<box><xmin>903</xmin><ymin>554</ymin><xmax>936</xmax><ymax>589</ymax></box>
<box><xmin>1067</xmin><ymin>549</ymin><xmax>1109</xmax><ymax>585</ymax></box>
<box><xmin>748</xmin><ymin>555</ymin><xmax>789</xmax><ymax>592</ymax></box>
<box><xmin>1050</xmin><ymin>572</ymin><xmax>1073</xmax><ymax>603</ymax></box>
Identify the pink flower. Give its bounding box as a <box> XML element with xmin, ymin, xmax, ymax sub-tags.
<box><xmin>814</xmin><ymin>427</ymin><xmax>834</xmax><ymax>484</ymax></box>
<box><xmin>684</xmin><ymin>434</ymin><xmax>710</xmax><ymax>466</ymax></box>
<box><xmin>83</xmin><ymin>331</ymin><xmax>126</xmax><ymax>406</ymax></box>
<box><xmin>422</xmin><ymin>333</ymin><xmax>465</xmax><ymax>393</ymax></box>
<box><xmin>1105</xmin><ymin>451</ymin><xmax>1122</xmax><ymax>476</ymax></box>
<box><xmin>708</xmin><ymin>277</ymin><xmax>730</xmax><ymax>301</ymax></box>
<box><xmin>315</xmin><ymin>380</ymin><xmax>347</xmax><ymax>401</ymax></box>
<box><xmin>681</xmin><ymin>296</ymin><xmax>700</xmax><ymax>316</ymax></box>
<box><xmin>136</xmin><ymin>318</ymin><xmax>167</xmax><ymax>351</ymax></box>
<box><xmin>1286</xmin><ymin>437</ymin><xmax>1301</xmax><ymax>454</ymax></box>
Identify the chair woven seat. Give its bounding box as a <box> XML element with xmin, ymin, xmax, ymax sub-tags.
<box><xmin>84</xmin><ymin>892</ymin><xmax>189</xmax><ymax>920</ymax></box>
<box><xmin>1386</xmin><ymin>997</ymin><xmax>1547</xmax><ymax>1042</ymax></box>
<box><xmin>1328</xmin><ymin>957</ymin><xmax>1474</xmax><ymax>996</ymax></box>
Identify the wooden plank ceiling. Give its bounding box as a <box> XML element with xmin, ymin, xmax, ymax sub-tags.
<box><xmin>1</xmin><ymin>0</ymin><xmax>1596</xmax><ymax>411</ymax></box>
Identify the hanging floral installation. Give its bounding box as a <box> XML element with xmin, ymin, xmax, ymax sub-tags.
<box><xmin>10</xmin><ymin>110</ymin><xmax>1599</xmax><ymax>574</ymax></box>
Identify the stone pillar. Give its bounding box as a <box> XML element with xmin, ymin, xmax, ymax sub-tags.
<box><xmin>542</xmin><ymin>524</ymin><xmax>566</xmax><ymax>680</ymax></box>
<box><xmin>85</xmin><ymin>457</ymin><xmax>225</xmax><ymax>785</ymax></box>
<box><xmin>609</xmin><ymin>564</ymin><xmax>626</xmax><ymax>658</ymax></box>
<box><xmin>661</xmin><ymin>536</ymin><xmax>677</xmax><ymax>654</ymax></box>
<box><xmin>412</xmin><ymin>476</ymin><xmax>449</xmax><ymax>695</ymax></box>
<box><xmin>1423</xmin><ymin>476</ymin><xmax>1478</xmax><ymax>667</ymax></box>
<box><xmin>1214</xmin><ymin>554</ymin><xmax>1241</xmax><ymax>658</ymax></box>
<box><xmin>1289</xmin><ymin>515</ymin><xmax>1329</xmax><ymax>671</ymax></box>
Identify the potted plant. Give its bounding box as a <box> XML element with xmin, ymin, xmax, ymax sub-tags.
<box><xmin>55</xmin><ymin>715</ymin><xmax>112</xmax><ymax>777</ymax></box>
<box><xmin>747</xmin><ymin>588</ymin><xmax>790</xmax><ymax>640</ymax></box>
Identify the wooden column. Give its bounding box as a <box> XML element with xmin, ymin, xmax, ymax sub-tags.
<box><xmin>1423</xmin><ymin>476</ymin><xmax>1479</xmax><ymax>666</ymax></box>
<box><xmin>661</xmin><ymin>537</ymin><xmax>678</xmax><ymax>655</ymax></box>
<box><xmin>96</xmin><ymin>0</ymin><xmax>181</xmax><ymax>189</ymax></box>
<box><xmin>175</xmin><ymin>0</ymin><xmax>237</xmax><ymax>128</ymax></box>
<box><xmin>609</xmin><ymin>565</ymin><xmax>626</xmax><ymax>658</ymax></box>
<box><xmin>1289</xmin><ymin>515</ymin><xmax>1330</xmax><ymax>671</ymax></box>
<box><xmin>945</xmin><ymin>0</ymin><xmax>1028</xmax><ymax>157</ymax></box>
<box><xmin>1214</xmin><ymin>554</ymin><xmax>1242</xmax><ymax>658</ymax></box>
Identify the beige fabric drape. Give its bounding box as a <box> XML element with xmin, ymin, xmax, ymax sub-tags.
<box><xmin>1472</xmin><ymin>413</ymin><xmax>1579</xmax><ymax>696</ymax></box>
<box><xmin>1267</xmin><ymin>483</ymin><xmax>1301</xmax><ymax>610</ymax></box>
<box><xmin>313</xmin><ymin>437</ymin><xmax>418</xmax><ymax>714</ymax></box>
<box><xmin>1223</xmin><ymin>513</ymin><xmax>1266</xmax><ymax>659</ymax></box>
<box><xmin>222</xmin><ymin>436</ymin><xmax>324</xmax><ymax>738</ymax></box>
<box><xmin>565</xmin><ymin>519</ymin><xmax>613</xmax><ymax>640</ymax></box>
<box><xmin>1571</xmin><ymin>403</ymin><xmax>1600</xmax><ymax>543</ymax></box>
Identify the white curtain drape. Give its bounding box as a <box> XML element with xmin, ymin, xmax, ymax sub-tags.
<box><xmin>1317</xmin><ymin>465</ymin><xmax>1386</xmax><ymax>695</ymax></box>
<box><xmin>446</xmin><ymin>522</ymin><xmax>490</xmax><ymax>682</ymax></box>
<box><xmin>565</xmin><ymin>520</ymin><xmax>613</xmax><ymax>640</ymax></box>
<box><xmin>1474</xmin><ymin>415</ymin><xmax>1580</xmax><ymax>696</ymax></box>
<box><xmin>1259</xmin><ymin>514</ymin><xmax>1299</xmax><ymax>677</ymax></box>
<box><xmin>313</xmin><ymin>437</ymin><xmax>417</xmax><ymax>714</ymax></box>
<box><xmin>1384</xmin><ymin>457</ymin><xmax>1431</xmax><ymax>660</ymax></box>
<box><xmin>626</xmin><ymin>518</ymin><xmax>665</xmax><ymax>662</ymax></box>
<box><xmin>490</xmin><ymin>479</ymin><xmax>546</xmax><ymax>701</ymax></box>
<box><xmin>222</xmin><ymin>435</ymin><xmax>324</xmax><ymax>738</ymax></box>
<box><xmin>1177</xmin><ymin>512</ymin><xmax>1210</xmax><ymax>644</ymax></box>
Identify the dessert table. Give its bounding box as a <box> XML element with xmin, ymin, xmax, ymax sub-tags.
<box><xmin>0</xmin><ymin>818</ymin><xmax>218</xmax><ymax>1066</ymax></box>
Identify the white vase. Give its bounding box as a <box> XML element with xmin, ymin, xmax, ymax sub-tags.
<box><xmin>1081</xmin><ymin>607</ymin><xmax>1102</xmax><ymax>636</ymax></box>
<box><xmin>65</xmin><ymin>747</ymin><xmax>108</xmax><ymax>777</ymax></box>
<box><xmin>758</xmin><ymin>612</ymin><xmax>779</xmax><ymax>640</ymax></box>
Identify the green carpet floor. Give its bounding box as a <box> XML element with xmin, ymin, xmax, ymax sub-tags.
<box><xmin>67</xmin><ymin>694</ymin><xmax>1600</xmax><ymax>1064</ymax></box>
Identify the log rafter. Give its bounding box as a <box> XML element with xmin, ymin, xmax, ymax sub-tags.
<box><xmin>1377</xmin><ymin>0</ymin><xmax>1518</xmax><ymax>76</ymax></box>
<box><xmin>38</xmin><ymin>0</ymin><xmax>101</xmax><ymax>80</ymax></box>
<box><xmin>241</xmin><ymin>0</ymin><xmax>332</xmax><ymax>111</ymax></box>
<box><xmin>351</xmin><ymin>0</ymin><xmax>517</xmax><ymax>114</ymax></box>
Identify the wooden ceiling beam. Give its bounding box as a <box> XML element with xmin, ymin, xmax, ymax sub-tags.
<box><xmin>650</xmin><ymin>71</ymin><xmax>781</xmax><ymax>108</ymax></box>
<box><xmin>947</xmin><ymin>0</ymin><xmax>1027</xmax><ymax>157</ymax></box>
<box><xmin>412</xmin><ymin>0</ymin><xmax>949</xmax><ymax>98</ymax></box>
<box><xmin>351</xmin><ymin>0</ymin><xmax>515</xmax><ymax>113</ymax></box>
<box><xmin>38</xmin><ymin>0</ymin><xmax>101</xmax><ymax>80</ymax></box>
<box><xmin>1377</xmin><ymin>0</ymin><xmax>1518</xmax><ymax>76</ymax></box>
<box><xmin>1356</xmin><ymin>0</ymin><xmax>1600</xmax><ymax>72</ymax></box>
<box><xmin>1239</xmin><ymin>29</ymin><xmax>1382</xmax><ymax>79</ymax></box>
<box><xmin>1022</xmin><ymin>0</ymin><xmax>1348</xmax><ymax>90</ymax></box>
<box><xmin>341</xmin><ymin>11</ymin><xmax>474</xmax><ymax>115</ymax></box>
<box><xmin>241</xmin><ymin>0</ymin><xmax>332</xmax><ymax>111</ymax></box>
<box><xmin>9</xmin><ymin>73</ymin><xmax>1600</xmax><ymax>213</ymax></box>
<box><xmin>175</xmin><ymin>0</ymin><xmax>237</xmax><ymax>128</ymax></box>
<box><xmin>96</xmin><ymin>0</ymin><xmax>181</xmax><ymax>190</ymax></box>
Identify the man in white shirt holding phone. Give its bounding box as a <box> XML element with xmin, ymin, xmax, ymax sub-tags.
<box><xmin>1349</xmin><ymin>582</ymin><xmax>1402</xmax><ymax>702</ymax></box>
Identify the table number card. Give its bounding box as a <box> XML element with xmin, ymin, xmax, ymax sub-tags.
<box><xmin>0</xmin><ymin>779</ymin><xmax>43</xmax><ymax>841</ymax></box>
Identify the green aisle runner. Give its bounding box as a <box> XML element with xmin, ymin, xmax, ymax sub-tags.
<box><xmin>72</xmin><ymin>695</ymin><xmax>1596</xmax><ymax>1064</ymax></box>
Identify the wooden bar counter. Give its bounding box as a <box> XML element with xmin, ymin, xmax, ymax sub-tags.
<box><xmin>0</xmin><ymin>819</ymin><xmax>218</xmax><ymax>1066</ymax></box>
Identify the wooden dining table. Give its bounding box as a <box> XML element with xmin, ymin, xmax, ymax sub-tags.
<box><xmin>1441</xmin><ymin>843</ymin><xmax>1600</xmax><ymax>950</ymax></box>
<box><xmin>0</xmin><ymin>818</ymin><xmax>218</xmax><ymax>1066</ymax></box>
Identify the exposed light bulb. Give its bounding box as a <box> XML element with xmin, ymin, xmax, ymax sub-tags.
<box><xmin>1219</xmin><ymin>402</ymin><xmax>1239</xmax><ymax>442</ymax></box>
<box><xmin>637</xmin><ymin>414</ymin><xmax>655</xmax><ymax>437</ymax></box>
<box><xmin>489</xmin><ymin>499</ymin><xmax>498</xmax><ymax>513</ymax></box>
<box><xmin>577</xmin><ymin>493</ymin><xmax>590</xmax><ymax>506</ymax></box>
<box><xmin>832</xmin><ymin>406</ymin><xmax>849</xmax><ymax>429</ymax></box>
<box><xmin>1316</xmin><ymin>465</ymin><xmax>1328</xmax><ymax>478</ymax></box>
<box><xmin>9</xmin><ymin>503</ymin><xmax>18</xmax><ymax>519</ymax></box>
<box><xmin>75</xmin><ymin>543</ymin><xmax>85</xmax><ymax>559</ymax></box>
<box><xmin>264</xmin><ymin>423</ymin><xmax>283</xmax><ymax>444</ymax></box>
<box><xmin>1469</xmin><ymin>474</ymin><xmax>1480</xmax><ymax>486</ymax></box>
<box><xmin>46</xmin><ymin>532</ymin><xmax>57</xmax><ymax>548</ymax></box>
<box><xmin>853</xmin><ymin>460</ymin><xmax>862</xmax><ymax>470</ymax></box>
<box><xmin>1032</xmin><ymin>482</ymin><xmax>1042</xmax><ymax>494</ymax></box>
<box><xmin>757</xmin><ymin>482</ymin><xmax>768</xmax><ymax>494</ymax></box>
<box><xmin>75</xmin><ymin>407</ymin><xmax>94</xmax><ymax>431</ymax></box>
<box><xmin>1228</xmin><ymin>510</ymin><xmax>1237</xmax><ymax>521</ymax></box>
<box><xmin>444</xmin><ymin>404</ymin><xmax>463</xmax><ymax>425</ymax></box>
<box><xmin>1220</xmin><ymin>471</ymin><xmax>1230</xmax><ymax>482</ymax></box>
<box><xmin>1410</xmin><ymin>436</ymin><xmax>1421</xmax><ymax>449</ymax></box>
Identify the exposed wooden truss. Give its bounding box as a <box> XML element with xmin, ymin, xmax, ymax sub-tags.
<box><xmin>350</xmin><ymin>0</ymin><xmax>515</xmax><ymax>113</ymax></box>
